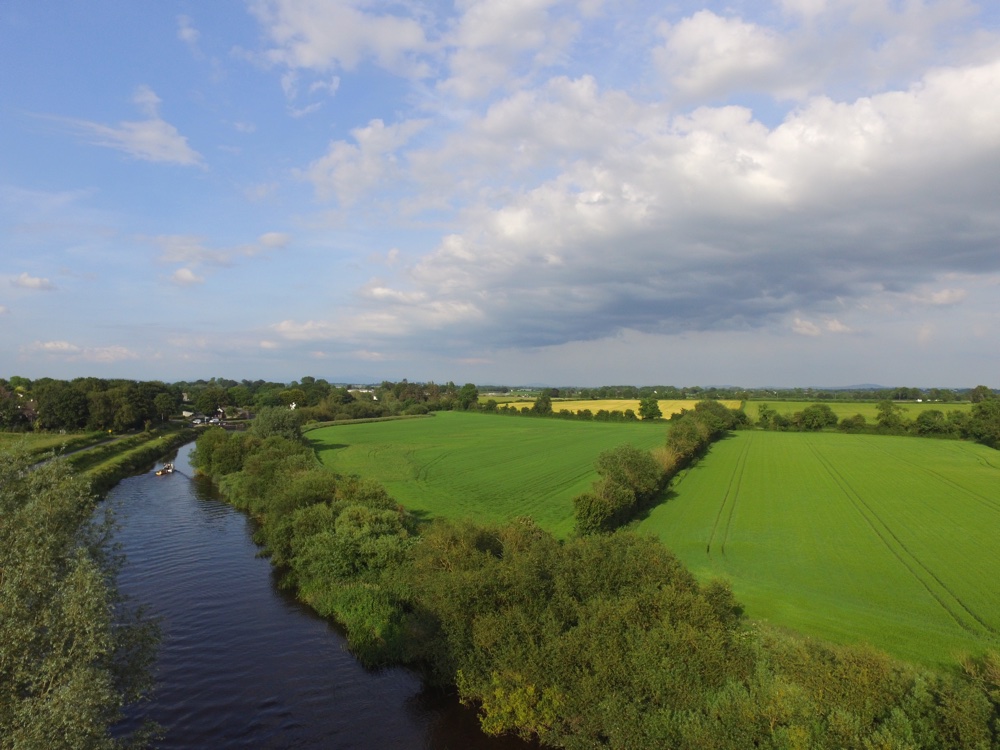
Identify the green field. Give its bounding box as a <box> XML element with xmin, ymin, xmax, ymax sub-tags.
<box><xmin>0</xmin><ymin>431</ymin><xmax>106</xmax><ymax>454</ymax></box>
<box><xmin>308</xmin><ymin>411</ymin><xmax>668</xmax><ymax>537</ymax></box>
<box><xmin>743</xmin><ymin>400</ymin><xmax>972</xmax><ymax>422</ymax></box>
<box><xmin>637</xmin><ymin>431</ymin><xmax>1000</xmax><ymax>666</ymax></box>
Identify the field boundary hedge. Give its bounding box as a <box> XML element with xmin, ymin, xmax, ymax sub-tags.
<box><xmin>301</xmin><ymin>414</ymin><xmax>435</xmax><ymax>433</ymax></box>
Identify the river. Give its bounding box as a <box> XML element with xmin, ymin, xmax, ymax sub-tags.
<box><xmin>108</xmin><ymin>442</ymin><xmax>533</xmax><ymax>749</ymax></box>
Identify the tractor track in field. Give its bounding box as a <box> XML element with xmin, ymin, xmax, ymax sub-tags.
<box><xmin>857</xmin><ymin>438</ymin><xmax>1000</xmax><ymax>516</ymax></box>
<box><xmin>806</xmin><ymin>438</ymin><xmax>995</xmax><ymax>639</ymax></box>
<box><xmin>706</xmin><ymin>434</ymin><xmax>752</xmax><ymax>557</ymax></box>
<box><xmin>414</xmin><ymin>450</ymin><xmax>451</xmax><ymax>482</ymax></box>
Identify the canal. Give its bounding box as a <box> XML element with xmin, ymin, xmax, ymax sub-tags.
<box><xmin>108</xmin><ymin>442</ymin><xmax>531</xmax><ymax>749</ymax></box>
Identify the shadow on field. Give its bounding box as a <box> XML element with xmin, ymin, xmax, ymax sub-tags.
<box><xmin>628</xmin><ymin>487</ymin><xmax>679</xmax><ymax>524</ymax></box>
<box><xmin>627</xmin><ymin>431</ymin><xmax>737</xmax><ymax>524</ymax></box>
<box><xmin>307</xmin><ymin>440</ymin><xmax>349</xmax><ymax>455</ymax></box>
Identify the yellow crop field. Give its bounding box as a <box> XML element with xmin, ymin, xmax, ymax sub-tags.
<box><xmin>497</xmin><ymin>398</ymin><xmax>742</xmax><ymax>417</ymax></box>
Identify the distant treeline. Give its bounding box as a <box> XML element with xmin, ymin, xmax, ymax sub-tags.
<box><xmin>755</xmin><ymin>399</ymin><xmax>1000</xmax><ymax>449</ymax></box>
<box><xmin>486</xmin><ymin>383</ymin><xmax>996</xmax><ymax>403</ymax></box>
<box><xmin>4</xmin><ymin>375</ymin><xmax>994</xmax><ymax>434</ymax></box>
<box><xmin>191</xmin><ymin>404</ymin><xmax>1000</xmax><ymax>749</ymax></box>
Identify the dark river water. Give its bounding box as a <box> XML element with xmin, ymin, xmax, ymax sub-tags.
<box><xmin>108</xmin><ymin>443</ymin><xmax>532</xmax><ymax>749</ymax></box>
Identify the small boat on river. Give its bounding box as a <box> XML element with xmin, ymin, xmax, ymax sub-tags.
<box><xmin>155</xmin><ymin>463</ymin><xmax>175</xmax><ymax>476</ymax></box>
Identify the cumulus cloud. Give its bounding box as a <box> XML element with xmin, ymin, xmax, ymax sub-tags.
<box><xmin>301</xmin><ymin>118</ymin><xmax>429</xmax><ymax>204</ymax></box>
<box><xmin>438</xmin><ymin>0</ymin><xmax>584</xmax><ymax>99</ymax></box>
<box><xmin>11</xmin><ymin>272</ymin><xmax>56</xmax><ymax>291</ymax></box>
<box><xmin>249</xmin><ymin>0</ymin><xmax>431</xmax><ymax>75</ymax></box>
<box><xmin>62</xmin><ymin>86</ymin><xmax>203</xmax><ymax>166</ymax></box>
<box><xmin>276</xmin><ymin>49</ymin><xmax>1000</xmax><ymax>356</ymax></box>
<box><xmin>654</xmin><ymin>11</ymin><xmax>796</xmax><ymax>99</ymax></box>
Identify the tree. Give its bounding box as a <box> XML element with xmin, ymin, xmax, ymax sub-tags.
<box><xmin>968</xmin><ymin>399</ymin><xmax>1000</xmax><ymax>448</ymax></box>
<box><xmin>154</xmin><ymin>391</ymin><xmax>178</xmax><ymax>422</ymax></box>
<box><xmin>756</xmin><ymin>403</ymin><xmax>779</xmax><ymax>429</ymax></box>
<box><xmin>251</xmin><ymin>405</ymin><xmax>302</xmax><ymax>441</ymax></box>
<box><xmin>457</xmin><ymin>383</ymin><xmax>479</xmax><ymax>410</ymax></box>
<box><xmin>0</xmin><ymin>445</ymin><xmax>158</xmax><ymax>748</ymax></box>
<box><xmin>531</xmin><ymin>392</ymin><xmax>553</xmax><ymax>416</ymax></box>
<box><xmin>795</xmin><ymin>403</ymin><xmax>838</xmax><ymax>431</ymax></box>
<box><xmin>638</xmin><ymin>396</ymin><xmax>662</xmax><ymax>420</ymax></box>
<box><xmin>0</xmin><ymin>384</ymin><xmax>27</xmax><ymax>430</ymax></box>
<box><xmin>838</xmin><ymin>413</ymin><xmax>868</xmax><ymax>433</ymax></box>
<box><xmin>969</xmin><ymin>385</ymin><xmax>994</xmax><ymax>404</ymax></box>
<box><xmin>914</xmin><ymin>409</ymin><xmax>948</xmax><ymax>435</ymax></box>
<box><xmin>876</xmin><ymin>400</ymin><xmax>906</xmax><ymax>431</ymax></box>
<box><xmin>195</xmin><ymin>385</ymin><xmax>229</xmax><ymax>416</ymax></box>
<box><xmin>35</xmin><ymin>380</ymin><xmax>89</xmax><ymax>430</ymax></box>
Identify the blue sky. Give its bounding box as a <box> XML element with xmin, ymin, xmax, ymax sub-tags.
<box><xmin>1</xmin><ymin>1</ymin><xmax>998</xmax><ymax>387</ymax></box>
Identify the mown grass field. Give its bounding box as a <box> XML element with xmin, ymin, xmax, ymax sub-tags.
<box><xmin>743</xmin><ymin>400</ymin><xmax>972</xmax><ymax>422</ymax></box>
<box><xmin>495</xmin><ymin>398</ymin><xmax>742</xmax><ymax>417</ymax></box>
<box><xmin>637</xmin><ymin>431</ymin><xmax>1000</xmax><ymax>666</ymax></box>
<box><xmin>308</xmin><ymin>411</ymin><xmax>669</xmax><ymax>537</ymax></box>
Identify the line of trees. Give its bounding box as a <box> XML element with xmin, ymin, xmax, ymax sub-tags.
<box><xmin>572</xmin><ymin>401</ymin><xmax>749</xmax><ymax>535</ymax></box>
<box><xmin>190</xmin><ymin>416</ymin><xmax>1000</xmax><ymax>749</ymax></box>
<box><xmin>0</xmin><ymin>377</ymin><xmax>181</xmax><ymax>433</ymax></box>
<box><xmin>755</xmin><ymin>397</ymin><xmax>1000</xmax><ymax>449</ymax></box>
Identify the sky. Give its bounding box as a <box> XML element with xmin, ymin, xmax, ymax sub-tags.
<box><xmin>1</xmin><ymin>0</ymin><xmax>998</xmax><ymax>388</ymax></box>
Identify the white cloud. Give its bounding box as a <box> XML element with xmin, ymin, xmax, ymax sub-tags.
<box><xmin>270</xmin><ymin>319</ymin><xmax>338</xmax><ymax>341</ymax></box>
<box><xmin>438</xmin><ymin>0</ymin><xmax>579</xmax><ymax>99</ymax></box>
<box><xmin>0</xmin><ymin>305</ymin><xmax>9</xmax><ymax>315</ymax></box>
<box><xmin>301</xmin><ymin>118</ymin><xmax>429</xmax><ymax>203</ymax></box>
<box><xmin>152</xmin><ymin>232</ymin><xmax>291</xmax><ymax>278</ymax></box>
<box><xmin>826</xmin><ymin>319</ymin><xmax>852</xmax><ymax>333</ymax></box>
<box><xmin>12</xmin><ymin>272</ymin><xmax>56</xmax><ymax>291</ymax></box>
<box><xmin>792</xmin><ymin>318</ymin><xmax>821</xmax><ymax>336</ymax></box>
<box><xmin>171</xmin><ymin>268</ymin><xmax>204</xmax><ymax>286</ymax></box>
<box><xmin>288</xmin><ymin>102</ymin><xmax>323</xmax><ymax>118</ymax></box>
<box><xmin>654</xmin><ymin>11</ymin><xmax>795</xmax><ymax>99</ymax></box>
<box><xmin>249</xmin><ymin>0</ymin><xmax>430</xmax><ymax>75</ymax></box>
<box><xmin>177</xmin><ymin>15</ymin><xmax>201</xmax><ymax>54</ymax></box>
<box><xmin>291</xmin><ymin>53</ymin><xmax>1000</xmax><ymax>355</ymax></box>
<box><xmin>258</xmin><ymin>232</ymin><xmax>291</xmax><ymax>249</ymax></box>
<box><xmin>308</xmin><ymin>76</ymin><xmax>341</xmax><ymax>96</ymax></box>
<box><xmin>64</xmin><ymin>86</ymin><xmax>203</xmax><ymax>166</ymax></box>
<box><xmin>22</xmin><ymin>340</ymin><xmax>139</xmax><ymax>362</ymax></box>
<box><xmin>914</xmin><ymin>288</ymin><xmax>967</xmax><ymax>306</ymax></box>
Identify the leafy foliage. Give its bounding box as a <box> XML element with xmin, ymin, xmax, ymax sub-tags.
<box><xmin>0</xmin><ymin>445</ymin><xmax>158</xmax><ymax>749</ymax></box>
